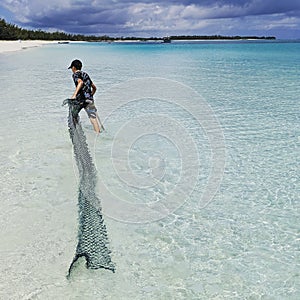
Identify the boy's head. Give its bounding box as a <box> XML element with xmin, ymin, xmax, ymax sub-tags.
<box><xmin>68</xmin><ymin>59</ymin><xmax>82</xmax><ymax>71</ymax></box>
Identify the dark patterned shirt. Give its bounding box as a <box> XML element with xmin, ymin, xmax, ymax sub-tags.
<box><xmin>72</xmin><ymin>71</ymin><xmax>94</xmax><ymax>101</ymax></box>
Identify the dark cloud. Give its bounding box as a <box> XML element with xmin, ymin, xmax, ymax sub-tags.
<box><xmin>1</xmin><ymin>0</ymin><xmax>300</xmax><ymax>37</ymax></box>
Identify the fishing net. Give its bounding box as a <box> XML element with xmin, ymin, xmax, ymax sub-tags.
<box><xmin>62</xmin><ymin>99</ymin><xmax>115</xmax><ymax>277</ymax></box>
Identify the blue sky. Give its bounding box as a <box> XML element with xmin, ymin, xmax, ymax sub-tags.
<box><xmin>1</xmin><ymin>0</ymin><xmax>300</xmax><ymax>38</ymax></box>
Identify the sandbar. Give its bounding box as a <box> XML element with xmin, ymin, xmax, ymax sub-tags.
<box><xmin>0</xmin><ymin>40</ymin><xmax>69</xmax><ymax>54</ymax></box>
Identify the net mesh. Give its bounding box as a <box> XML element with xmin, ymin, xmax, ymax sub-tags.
<box><xmin>64</xmin><ymin>99</ymin><xmax>115</xmax><ymax>277</ymax></box>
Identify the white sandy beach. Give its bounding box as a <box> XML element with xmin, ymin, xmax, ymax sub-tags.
<box><xmin>0</xmin><ymin>40</ymin><xmax>69</xmax><ymax>54</ymax></box>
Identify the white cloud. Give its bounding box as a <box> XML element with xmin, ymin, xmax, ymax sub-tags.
<box><xmin>264</xmin><ymin>16</ymin><xmax>300</xmax><ymax>30</ymax></box>
<box><xmin>1</xmin><ymin>0</ymin><xmax>299</xmax><ymax>37</ymax></box>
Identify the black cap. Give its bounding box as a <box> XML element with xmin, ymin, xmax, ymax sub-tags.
<box><xmin>68</xmin><ymin>59</ymin><xmax>82</xmax><ymax>70</ymax></box>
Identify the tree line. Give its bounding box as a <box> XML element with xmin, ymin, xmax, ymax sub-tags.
<box><xmin>0</xmin><ymin>19</ymin><xmax>108</xmax><ymax>41</ymax></box>
<box><xmin>0</xmin><ymin>18</ymin><xmax>276</xmax><ymax>41</ymax></box>
<box><xmin>169</xmin><ymin>35</ymin><xmax>276</xmax><ymax>40</ymax></box>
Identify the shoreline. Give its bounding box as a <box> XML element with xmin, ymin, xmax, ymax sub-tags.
<box><xmin>0</xmin><ymin>38</ymin><xmax>295</xmax><ymax>54</ymax></box>
<box><xmin>0</xmin><ymin>40</ymin><xmax>75</xmax><ymax>54</ymax></box>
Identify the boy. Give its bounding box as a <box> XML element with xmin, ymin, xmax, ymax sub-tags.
<box><xmin>68</xmin><ymin>59</ymin><xmax>102</xmax><ymax>133</ymax></box>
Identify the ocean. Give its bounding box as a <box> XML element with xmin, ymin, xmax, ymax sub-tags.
<box><xmin>0</xmin><ymin>40</ymin><xmax>299</xmax><ymax>299</ymax></box>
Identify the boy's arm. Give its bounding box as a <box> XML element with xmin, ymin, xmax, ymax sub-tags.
<box><xmin>71</xmin><ymin>79</ymin><xmax>83</xmax><ymax>99</ymax></box>
<box><xmin>91</xmin><ymin>82</ymin><xmax>97</xmax><ymax>96</ymax></box>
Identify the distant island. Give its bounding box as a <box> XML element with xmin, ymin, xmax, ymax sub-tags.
<box><xmin>0</xmin><ymin>18</ymin><xmax>276</xmax><ymax>42</ymax></box>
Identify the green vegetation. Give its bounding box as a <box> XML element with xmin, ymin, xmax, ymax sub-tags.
<box><xmin>0</xmin><ymin>18</ymin><xmax>276</xmax><ymax>41</ymax></box>
<box><xmin>169</xmin><ymin>35</ymin><xmax>276</xmax><ymax>40</ymax></box>
<box><xmin>0</xmin><ymin>19</ymin><xmax>108</xmax><ymax>41</ymax></box>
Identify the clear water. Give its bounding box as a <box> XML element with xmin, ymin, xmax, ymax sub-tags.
<box><xmin>0</xmin><ymin>41</ymin><xmax>299</xmax><ymax>299</ymax></box>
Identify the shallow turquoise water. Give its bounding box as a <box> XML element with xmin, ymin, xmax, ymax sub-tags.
<box><xmin>0</xmin><ymin>41</ymin><xmax>299</xmax><ymax>299</ymax></box>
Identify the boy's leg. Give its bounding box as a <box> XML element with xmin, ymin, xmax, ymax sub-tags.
<box><xmin>96</xmin><ymin>112</ymin><xmax>105</xmax><ymax>131</ymax></box>
<box><xmin>85</xmin><ymin>102</ymin><xmax>102</xmax><ymax>133</ymax></box>
<box><xmin>89</xmin><ymin>117</ymin><xmax>101</xmax><ymax>133</ymax></box>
